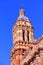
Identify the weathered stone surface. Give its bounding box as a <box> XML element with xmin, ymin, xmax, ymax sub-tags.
<box><xmin>10</xmin><ymin>9</ymin><xmax>43</xmax><ymax>65</ymax></box>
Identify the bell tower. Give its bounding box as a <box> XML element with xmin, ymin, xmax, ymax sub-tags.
<box><xmin>10</xmin><ymin>9</ymin><xmax>34</xmax><ymax>65</ymax></box>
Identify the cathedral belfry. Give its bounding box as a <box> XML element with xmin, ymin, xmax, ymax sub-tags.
<box><xmin>10</xmin><ymin>9</ymin><xmax>43</xmax><ymax>65</ymax></box>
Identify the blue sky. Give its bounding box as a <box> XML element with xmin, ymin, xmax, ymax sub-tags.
<box><xmin>0</xmin><ymin>0</ymin><xmax>43</xmax><ymax>65</ymax></box>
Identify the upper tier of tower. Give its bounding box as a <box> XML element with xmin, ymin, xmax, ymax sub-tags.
<box><xmin>12</xmin><ymin>9</ymin><xmax>34</xmax><ymax>44</ymax></box>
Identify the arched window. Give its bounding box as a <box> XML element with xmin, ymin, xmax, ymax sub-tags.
<box><xmin>23</xmin><ymin>30</ymin><xmax>25</xmax><ymax>41</ymax></box>
<box><xmin>27</xmin><ymin>31</ymin><xmax>29</xmax><ymax>42</ymax></box>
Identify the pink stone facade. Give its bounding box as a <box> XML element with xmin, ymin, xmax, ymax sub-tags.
<box><xmin>10</xmin><ymin>9</ymin><xmax>43</xmax><ymax>65</ymax></box>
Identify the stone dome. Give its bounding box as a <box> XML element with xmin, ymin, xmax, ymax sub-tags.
<box><xmin>18</xmin><ymin>15</ymin><xmax>29</xmax><ymax>21</ymax></box>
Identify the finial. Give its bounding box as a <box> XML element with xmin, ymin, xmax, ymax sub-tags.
<box><xmin>19</xmin><ymin>9</ymin><xmax>25</xmax><ymax>16</ymax></box>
